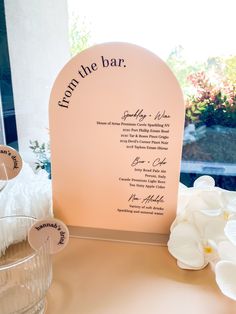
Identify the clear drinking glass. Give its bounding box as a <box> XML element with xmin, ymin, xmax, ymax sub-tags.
<box><xmin>0</xmin><ymin>216</ymin><xmax>52</xmax><ymax>314</ymax></box>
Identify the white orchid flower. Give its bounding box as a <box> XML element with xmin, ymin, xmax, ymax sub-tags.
<box><xmin>171</xmin><ymin>176</ymin><xmax>222</xmax><ymax>229</ymax></box>
<box><xmin>168</xmin><ymin>219</ymin><xmax>221</xmax><ymax>270</ymax></box>
<box><xmin>168</xmin><ymin>175</ymin><xmax>236</xmax><ymax>271</ymax></box>
<box><xmin>193</xmin><ymin>176</ymin><xmax>236</xmax><ymax>220</ymax></box>
<box><xmin>168</xmin><ymin>175</ymin><xmax>236</xmax><ymax>300</ymax></box>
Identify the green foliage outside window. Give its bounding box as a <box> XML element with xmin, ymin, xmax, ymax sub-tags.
<box><xmin>69</xmin><ymin>14</ymin><xmax>91</xmax><ymax>56</ymax></box>
<box><xmin>185</xmin><ymin>71</ymin><xmax>236</xmax><ymax>127</ymax></box>
<box><xmin>167</xmin><ymin>47</ymin><xmax>236</xmax><ymax>128</ymax></box>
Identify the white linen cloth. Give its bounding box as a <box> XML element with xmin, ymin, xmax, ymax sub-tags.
<box><xmin>0</xmin><ymin>163</ymin><xmax>52</xmax><ymax>255</ymax></box>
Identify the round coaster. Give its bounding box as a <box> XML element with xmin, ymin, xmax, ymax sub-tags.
<box><xmin>28</xmin><ymin>218</ymin><xmax>69</xmax><ymax>254</ymax></box>
<box><xmin>0</xmin><ymin>145</ymin><xmax>22</xmax><ymax>180</ymax></box>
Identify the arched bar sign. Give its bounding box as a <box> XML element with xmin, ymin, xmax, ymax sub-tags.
<box><xmin>49</xmin><ymin>43</ymin><xmax>185</xmax><ymax>244</ymax></box>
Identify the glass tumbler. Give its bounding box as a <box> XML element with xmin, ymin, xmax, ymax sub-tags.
<box><xmin>0</xmin><ymin>216</ymin><xmax>52</xmax><ymax>314</ymax></box>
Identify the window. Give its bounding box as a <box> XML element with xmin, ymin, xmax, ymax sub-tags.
<box><xmin>0</xmin><ymin>0</ymin><xmax>17</xmax><ymax>148</ymax></box>
<box><xmin>67</xmin><ymin>0</ymin><xmax>236</xmax><ymax>190</ymax></box>
<box><xmin>2</xmin><ymin>0</ymin><xmax>70</xmax><ymax>165</ymax></box>
<box><xmin>1</xmin><ymin>0</ymin><xmax>236</xmax><ymax>189</ymax></box>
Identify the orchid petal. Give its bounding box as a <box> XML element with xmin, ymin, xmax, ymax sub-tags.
<box><xmin>184</xmin><ymin>193</ymin><xmax>208</xmax><ymax>212</ymax></box>
<box><xmin>222</xmin><ymin>190</ymin><xmax>236</xmax><ymax>205</ymax></box>
<box><xmin>229</xmin><ymin>213</ymin><xmax>236</xmax><ymax>220</ymax></box>
<box><xmin>192</xmin><ymin>211</ymin><xmax>215</xmax><ymax>235</ymax></box>
<box><xmin>193</xmin><ymin>176</ymin><xmax>215</xmax><ymax>188</ymax></box>
<box><xmin>207</xmin><ymin>239</ymin><xmax>218</xmax><ymax>251</ymax></box>
<box><xmin>177</xmin><ymin>260</ymin><xmax>208</xmax><ymax>270</ymax></box>
<box><xmin>224</xmin><ymin>220</ymin><xmax>236</xmax><ymax>245</ymax></box>
<box><xmin>177</xmin><ymin>188</ymin><xmax>198</xmax><ymax>214</ymax></box>
<box><xmin>215</xmin><ymin>261</ymin><xmax>236</xmax><ymax>301</ymax></box>
<box><xmin>218</xmin><ymin>241</ymin><xmax>236</xmax><ymax>263</ymax></box>
<box><xmin>177</xmin><ymin>193</ymin><xmax>191</xmax><ymax>214</ymax></box>
<box><xmin>204</xmin><ymin>219</ymin><xmax>227</xmax><ymax>244</ymax></box>
<box><xmin>168</xmin><ymin>222</ymin><xmax>205</xmax><ymax>268</ymax></box>
<box><xmin>226</xmin><ymin>197</ymin><xmax>236</xmax><ymax>213</ymax></box>
<box><xmin>200</xmin><ymin>190</ymin><xmax>224</xmax><ymax>209</ymax></box>
<box><xmin>179</xmin><ymin>182</ymin><xmax>188</xmax><ymax>190</ymax></box>
<box><xmin>200</xmin><ymin>208</ymin><xmax>222</xmax><ymax>216</ymax></box>
<box><xmin>170</xmin><ymin>215</ymin><xmax>186</xmax><ymax>232</ymax></box>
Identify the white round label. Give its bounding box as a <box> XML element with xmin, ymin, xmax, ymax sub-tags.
<box><xmin>28</xmin><ymin>218</ymin><xmax>69</xmax><ymax>254</ymax></box>
<box><xmin>0</xmin><ymin>145</ymin><xmax>22</xmax><ymax>180</ymax></box>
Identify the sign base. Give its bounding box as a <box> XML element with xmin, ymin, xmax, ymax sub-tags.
<box><xmin>68</xmin><ymin>226</ymin><xmax>169</xmax><ymax>246</ymax></box>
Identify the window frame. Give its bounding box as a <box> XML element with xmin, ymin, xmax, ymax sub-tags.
<box><xmin>0</xmin><ymin>0</ymin><xmax>18</xmax><ymax>148</ymax></box>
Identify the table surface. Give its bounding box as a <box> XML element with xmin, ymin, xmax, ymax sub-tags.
<box><xmin>46</xmin><ymin>237</ymin><xmax>236</xmax><ymax>314</ymax></box>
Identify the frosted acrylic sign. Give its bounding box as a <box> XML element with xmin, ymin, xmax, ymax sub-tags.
<box><xmin>49</xmin><ymin>43</ymin><xmax>185</xmax><ymax>244</ymax></box>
